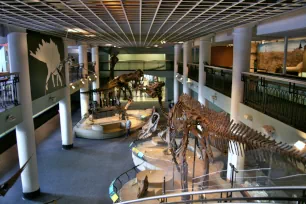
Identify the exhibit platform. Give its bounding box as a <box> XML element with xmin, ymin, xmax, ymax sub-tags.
<box><xmin>74</xmin><ymin>109</ymin><xmax>152</xmax><ymax>139</ymax></box>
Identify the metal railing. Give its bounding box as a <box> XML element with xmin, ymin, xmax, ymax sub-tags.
<box><xmin>69</xmin><ymin>62</ymin><xmax>96</xmax><ymax>83</ymax></box>
<box><xmin>0</xmin><ymin>72</ymin><xmax>19</xmax><ymax>112</ymax></box>
<box><xmin>177</xmin><ymin>62</ymin><xmax>183</xmax><ymax>75</ymax></box>
<box><xmin>187</xmin><ymin>63</ymin><xmax>199</xmax><ymax>82</ymax></box>
<box><xmin>118</xmin><ymin>186</ymin><xmax>306</xmax><ymax>203</ymax></box>
<box><xmin>109</xmin><ymin>162</ymin><xmax>143</xmax><ymax>203</ymax></box>
<box><xmin>101</xmin><ymin>60</ymin><xmax>174</xmax><ymax>71</ymax></box>
<box><xmin>205</xmin><ymin>65</ymin><xmax>232</xmax><ymax>97</ymax></box>
<box><xmin>242</xmin><ymin>72</ymin><xmax>306</xmax><ymax>133</ymax></box>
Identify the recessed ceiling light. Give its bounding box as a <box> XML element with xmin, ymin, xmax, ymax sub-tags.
<box><xmin>67</xmin><ymin>29</ymin><xmax>78</xmax><ymax>33</ymax></box>
<box><xmin>294</xmin><ymin>141</ymin><xmax>305</xmax><ymax>151</ymax></box>
<box><xmin>178</xmin><ymin>41</ymin><xmax>184</xmax><ymax>44</ymax></box>
<box><xmin>154</xmin><ymin>45</ymin><xmax>158</xmax><ymax>47</ymax></box>
<box><xmin>114</xmin><ymin>45</ymin><xmax>116</xmax><ymax>47</ymax></box>
<box><xmin>105</xmin><ymin>43</ymin><xmax>112</xmax><ymax>46</ymax></box>
<box><xmin>84</xmin><ymin>34</ymin><xmax>96</xmax><ymax>37</ymax></box>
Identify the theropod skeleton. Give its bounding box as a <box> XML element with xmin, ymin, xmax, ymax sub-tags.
<box><xmin>168</xmin><ymin>94</ymin><xmax>306</xmax><ymax>199</ymax></box>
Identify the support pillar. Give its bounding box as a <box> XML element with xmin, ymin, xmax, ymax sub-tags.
<box><xmin>198</xmin><ymin>36</ymin><xmax>212</xmax><ymax>105</ymax></box>
<box><xmin>91</xmin><ymin>46</ymin><xmax>100</xmax><ymax>105</ymax></box>
<box><xmin>183</xmin><ymin>41</ymin><xmax>192</xmax><ymax>94</ymax></box>
<box><xmin>8</xmin><ymin>32</ymin><xmax>40</xmax><ymax>198</ymax></box>
<box><xmin>59</xmin><ymin>39</ymin><xmax>73</xmax><ymax>150</ymax></box>
<box><xmin>79</xmin><ymin>44</ymin><xmax>89</xmax><ymax>118</ymax></box>
<box><xmin>174</xmin><ymin>44</ymin><xmax>182</xmax><ymax>103</ymax></box>
<box><xmin>283</xmin><ymin>36</ymin><xmax>288</xmax><ymax>75</ymax></box>
<box><xmin>227</xmin><ymin>26</ymin><xmax>252</xmax><ymax>181</ymax></box>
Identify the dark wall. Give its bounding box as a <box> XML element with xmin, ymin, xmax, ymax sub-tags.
<box><xmin>27</xmin><ymin>30</ymin><xmax>65</xmax><ymax>100</ymax></box>
<box><xmin>211</xmin><ymin>46</ymin><xmax>233</xmax><ymax>68</ymax></box>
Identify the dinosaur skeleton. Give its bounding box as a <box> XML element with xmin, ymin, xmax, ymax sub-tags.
<box><xmin>138</xmin><ymin>112</ymin><xmax>160</xmax><ymax>140</ymax></box>
<box><xmin>168</xmin><ymin>94</ymin><xmax>306</xmax><ymax>199</ymax></box>
<box><xmin>138</xmin><ymin>81</ymin><xmax>168</xmax><ymax>117</ymax></box>
<box><xmin>81</xmin><ymin>69</ymin><xmax>144</xmax><ymax>105</ymax></box>
<box><xmin>135</xmin><ymin>81</ymin><xmax>169</xmax><ymax>141</ymax></box>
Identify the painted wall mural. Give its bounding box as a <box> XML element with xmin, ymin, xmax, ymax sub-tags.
<box><xmin>27</xmin><ymin>31</ymin><xmax>65</xmax><ymax>100</ymax></box>
<box><xmin>257</xmin><ymin>40</ymin><xmax>304</xmax><ymax>73</ymax></box>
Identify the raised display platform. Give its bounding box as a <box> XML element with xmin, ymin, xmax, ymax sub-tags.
<box><xmin>74</xmin><ymin>109</ymin><xmax>152</xmax><ymax>139</ymax></box>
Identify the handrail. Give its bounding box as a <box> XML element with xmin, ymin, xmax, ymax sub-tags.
<box><xmin>187</xmin><ymin>63</ymin><xmax>199</xmax><ymax>67</ymax></box>
<box><xmin>101</xmin><ymin>60</ymin><xmax>173</xmax><ymax>63</ymax></box>
<box><xmin>109</xmin><ymin>161</ymin><xmax>144</xmax><ymax>203</ymax></box>
<box><xmin>205</xmin><ymin>65</ymin><xmax>233</xmax><ymax>72</ymax></box>
<box><xmin>118</xmin><ymin>186</ymin><xmax>306</xmax><ymax>204</ymax></box>
<box><xmin>242</xmin><ymin>72</ymin><xmax>306</xmax><ymax>86</ymax></box>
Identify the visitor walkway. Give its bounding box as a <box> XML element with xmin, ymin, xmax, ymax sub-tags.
<box><xmin>0</xmin><ymin>102</ymin><xmax>160</xmax><ymax>204</ymax></box>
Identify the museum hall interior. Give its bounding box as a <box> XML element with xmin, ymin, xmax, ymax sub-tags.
<box><xmin>1</xmin><ymin>0</ymin><xmax>306</xmax><ymax>203</ymax></box>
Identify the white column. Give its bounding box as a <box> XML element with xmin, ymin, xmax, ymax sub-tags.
<box><xmin>174</xmin><ymin>44</ymin><xmax>182</xmax><ymax>103</ymax></box>
<box><xmin>59</xmin><ymin>40</ymin><xmax>73</xmax><ymax>149</ymax></box>
<box><xmin>227</xmin><ymin>26</ymin><xmax>252</xmax><ymax>181</ymax></box>
<box><xmin>183</xmin><ymin>41</ymin><xmax>192</xmax><ymax>94</ymax></box>
<box><xmin>91</xmin><ymin>46</ymin><xmax>100</xmax><ymax>104</ymax></box>
<box><xmin>79</xmin><ymin>44</ymin><xmax>89</xmax><ymax>118</ymax></box>
<box><xmin>283</xmin><ymin>36</ymin><xmax>288</xmax><ymax>75</ymax></box>
<box><xmin>8</xmin><ymin>32</ymin><xmax>40</xmax><ymax>198</ymax></box>
<box><xmin>198</xmin><ymin>36</ymin><xmax>212</xmax><ymax>105</ymax></box>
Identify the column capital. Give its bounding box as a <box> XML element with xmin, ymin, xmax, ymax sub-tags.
<box><xmin>183</xmin><ymin>40</ymin><xmax>192</xmax><ymax>48</ymax></box>
<box><xmin>233</xmin><ymin>24</ymin><xmax>254</xmax><ymax>35</ymax></box>
<box><xmin>174</xmin><ymin>44</ymin><xmax>182</xmax><ymax>49</ymax></box>
<box><xmin>8</xmin><ymin>32</ymin><xmax>27</xmax><ymax>37</ymax></box>
<box><xmin>77</xmin><ymin>41</ymin><xmax>88</xmax><ymax>47</ymax></box>
<box><xmin>200</xmin><ymin>34</ymin><xmax>214</xmax><ymax>42</ymax></box>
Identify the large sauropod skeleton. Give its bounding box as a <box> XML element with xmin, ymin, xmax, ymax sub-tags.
<box><xmin>169</xmin><ymin>94</ymin><xmax>306</xmax><ymax>200</ymax></box>
<box><xmin>81</xmin><ymin>69</ymin><xmax>144</xmax><ymax>104</ymax></box>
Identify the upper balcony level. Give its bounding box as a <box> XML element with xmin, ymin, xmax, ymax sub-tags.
<box><xmin>177</xmin><ymin>63</ymin><xmax>306</xmax><ymax>140</ymax></box>
<box><xmin>100</xmin><ymin>60</ymin><xmax>174</xmax><ymax>71</ymax></box>
<box><xmin>0</xmin><ymin>72</ymin><xmax>19</xmax><ymax>113</ymax></box>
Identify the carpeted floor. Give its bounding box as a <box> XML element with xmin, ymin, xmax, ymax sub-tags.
<box><xmin>0</xmin><ymin>101</ymin><xmax>162</xmax><ymax>204</ymax></box>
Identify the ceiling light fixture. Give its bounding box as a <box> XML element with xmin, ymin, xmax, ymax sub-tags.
<box><xmin>85</xmin><ymin>34</ymin><xmax>96</xmax><ymax>37</ymax></box>
<box><xmin>294</xmin><ymin>140</ymin><xmax>306</xmax><ymax>151</ymax></box>
<box><xmin>178</xmin><ymin>41</ymin><xmax>184</xmax><ymax>44</ymax></box>
<box><xmin>105</xmin><ymin>43</ymin><xmax>112</xmax><ymax>46</ymax></box>
<box><xmin>154</xmin><ymin>45</ymin><xmax>158</xmax><ymax>47</ymax></box>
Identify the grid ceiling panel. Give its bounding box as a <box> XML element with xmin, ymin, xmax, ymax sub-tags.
<box><xmin>0</xmin><ymin>0</ymin><xmax>305</xmax><ymax>47</ymax></box>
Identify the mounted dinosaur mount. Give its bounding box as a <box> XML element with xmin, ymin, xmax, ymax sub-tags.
<box><xmin>81</xmin><ymin>69</ymin><xmax>144</xmax><ymax>104</ymax></box>
<box><xmin>167</xmin><ymin>94</ymin><xmax>306</xmax><ymax>199</ymax></box>
<box><xmin>138</xmin><ymin>81</ymin><xmax>168</xmax><ymax>117</ymax></box>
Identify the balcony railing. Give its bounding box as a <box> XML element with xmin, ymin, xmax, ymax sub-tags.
<box><xmin>242</xmin><ymin>72</ymin><xmax>306</xmax><ymax>133</ymax></box>
<box><xmin>101</xmin><ymin>60</ymin><xmax>174</xmax><ymax>71</ymax></box>
<box><xmin>187</xmin><ymin>63</ymin><xmax>199</xmax><ymax>82</ymax></box>
<box><xmin>177</xmin><ymin>62</ymin><xmax>183</xmax><ymax>75</ymax></box>
<box><xmin>205</xmin><ymin>65</ymin><xmax>232</xmax><ymax>97</ymax></box>
<box><xmin>69</xmin><ymin>62</ymin><xmax>96</xmax><ymax>83</ymax></box>
<box><xmin>0</xmin><ymin>72</ymin><xmax>19</xmax><ymax>112</ymax></box>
